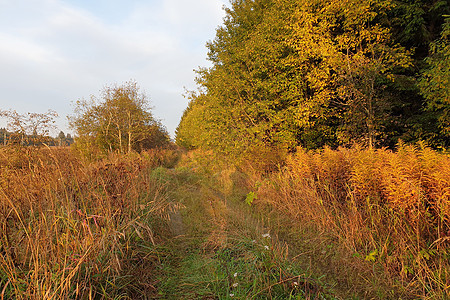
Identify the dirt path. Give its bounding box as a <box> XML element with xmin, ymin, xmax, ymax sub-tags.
<box><xmin>168</xmin><ymin>210</ymin><xmax>185</xmax><ymax>237</ymax></box>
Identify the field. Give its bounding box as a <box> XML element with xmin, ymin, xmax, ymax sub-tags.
<box><xmin>0</xmin><ymin>145</ymin><xmax>449</xmax><ymax>299</ymax></box>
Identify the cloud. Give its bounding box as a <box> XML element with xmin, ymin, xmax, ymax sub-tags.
<box><xmin>0</xmin><ymin>0</ymin><xmax>226</xmax><ymax>137</ymax></box>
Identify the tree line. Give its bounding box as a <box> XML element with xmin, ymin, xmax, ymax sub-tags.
<box><xmin>0</xmin><ymin>109</ymin><xmax>70</xmax><ymax>146</ymax></box>
<box><xmin>176</xmin><ymin>0</ymin><xmax>449</xmax><ymax>161</ymax></box>
<box><xmin>0</xmin><ymin>127</ymin><xmax>74</xmax><ymax>147</ymax></box>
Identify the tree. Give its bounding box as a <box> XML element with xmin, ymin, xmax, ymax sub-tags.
<box><xmin>178</xmin><ymin>0</ymin><xmax>413</xmax><ymax>153</ymax></box>
<box><xmin>0</xmin><ymin>109</ymin><xmax>58</xmax><ymax>145</ymax></box>
<box><xmin>58</xmin><ymin>131</ymin><xmax>66</xmax><ymax>140</ymax></box>
<box><xmin>58</xmin><ymin>131</ymin><xmax>66</xmax><ymax>146</ymax></box>
<box><xmin>179</xmin><ymin>0</ymin><xmax>313</xmax><ymax>159</ymax></box>
<box><xmin>0</xmin><ymin>128</ymin><xmax>7</xmax><ymax>146</ymax></box>
<box><xmin>419</xmin><ymin>17</ymin><xmax>450</xmax><ymax>144</ymax></box>
<box><xmin>69</xmin><ymin>81</ymin><xmax>169</xmax><ymax>154</ymax></box>
<box><xmin>326</xmin><ymin>0</ymin><xmax>411</xmax><ymax>148</ymax></box>
<box><xmin>177</xmin><ymin>0</ymin><xmax>449</xmax><ymax>161</ymax></box>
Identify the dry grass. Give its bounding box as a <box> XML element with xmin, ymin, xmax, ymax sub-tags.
<box><xmin>2</xmin><ymin>144</ymin><xmax>447</xmax><ymax>298</ymax></box>
<box><xmin>252</xmin><ymin>144</ymin><xmax>450</xmax><ymax>298</ymax></box>
<box><xmin>0</xmin><ymin>146</ymin><xmax>177</xmax><ymax>299</ymax></box>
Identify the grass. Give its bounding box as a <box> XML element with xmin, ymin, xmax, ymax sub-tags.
<box><xmin>1</xmin><ymin>144</ymin><xmax>448</xmax><ymax>299</ymax></box>
<box><xmin>154</xmin><ymin>152</ymin><xmax>336</xmax><ymax>299</ymax></box>
<box><xmin>159</xmin><ymin>146</ymin><xmax>449</xmax><ymax>299</ymax></box>
<box><xmin>0</xmin><ymin>146</ymin><xmax>178</xmax><ymax>299</ymax></box>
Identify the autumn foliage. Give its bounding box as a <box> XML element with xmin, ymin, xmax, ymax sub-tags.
<box><xmin>177</xmin><ymin>0</ymin><xmax>450</xmax><ymax>157</ymax></box>
<box><xmin>252</xmin><ymin>144</ymin><xmax>449</xmax><ymax>297</ymax></box>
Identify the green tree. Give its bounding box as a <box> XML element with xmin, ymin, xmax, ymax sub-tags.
<box><xmin>58</xmin><ymin>131</ymin><xmax>66</xmax><ymax>140</ymax></box>
<box><xmin>179</xmin><ymin>0</ymin><xmax>327</xmax><ymax>158</ymax></box>
<box><xmin>178</xmin><ymin>0</ymin><xmax>413</xmax><ymax>152</ymax></box>
<box><xmin>326</xmin><ymin>0</ymin><xmax>411</xmax><ymax>147</ymax></box>
<box><xmin>419</xmin><ymin>17</ymin><xmax>450</xmax><ymax>144</ymax></box>
<box><xmin>384</xmin><ymin>1</ymin><xmax>450</xmax><ymax>148</ymax></box>
<box><xmin>58</xmin><ymin>131</ymin><xmax>66</xmax><ymax>146</ymax></box>
<box><xmin>178</xmin><ymin>0</ymin><xmax>449</xmax><ymax>161</ymax></box>
<box><xmin>175</xmin><ymin>92</ymin><xmax>208</xmax><ymax>150</ymax></box>
<box><xmin>69</xmin><ymin>81</ymin><xmax>169</xmax><ymax>154</ymax></box>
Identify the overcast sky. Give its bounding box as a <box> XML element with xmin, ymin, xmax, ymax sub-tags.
<box><xmin>0</xmin><ymin>0</ymin><xmax>227</xmax><ymax>137</ymax></box>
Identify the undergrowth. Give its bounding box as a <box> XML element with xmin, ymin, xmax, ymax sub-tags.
<box><xmin>155</xmin><ymin>152</ymin><xmax>336</xmax><ymax>299</ymax></box>
<box><xmin>2</xmin><ymin>144</ymin><xmax>448</xmax><ymax>299</ymax></box>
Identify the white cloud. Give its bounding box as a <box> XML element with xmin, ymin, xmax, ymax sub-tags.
<box><xmin>0</xmin><ymin>0</ymin><xmax>226</xmax><ymax>137</ymax></box>
<box><xmin>1</xmin><ymin>34</ymin><xmax>41</xmax><ymax>61</ymax></box>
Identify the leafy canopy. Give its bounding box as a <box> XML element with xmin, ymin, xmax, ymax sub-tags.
<box><xmin>177</xmin><ymin>0</ymin><xmax>450</xmax><ymax>165</ymax></box>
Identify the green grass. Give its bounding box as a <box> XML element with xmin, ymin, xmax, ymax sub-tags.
<box><xmin>152</xmin><ymin>161</ymin><xmax>336</xmax><ymax>299</ymax></box>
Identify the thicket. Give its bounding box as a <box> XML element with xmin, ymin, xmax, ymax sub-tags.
<box><xmin>0</xmin><ymin>146</ymin><xmax>179</xmax><ymax>299</ymax></box>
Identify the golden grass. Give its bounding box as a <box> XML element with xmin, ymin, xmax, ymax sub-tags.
<box><xmin>0</xmin><ymin>146</ymin><xmax>177</xmax><ymax>299</ymax></box>
<box><xmin>3</xmin><ymin>144</ymin><xmax>447</xmax><ymax>298</ymax></box>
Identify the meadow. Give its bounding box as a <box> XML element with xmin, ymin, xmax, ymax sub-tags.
<box><xmin>0</xmin><ymin>144</ymin><xmax>448</xmax><ymax>299</ymax></box>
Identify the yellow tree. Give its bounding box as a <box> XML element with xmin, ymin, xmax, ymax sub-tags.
<box><xmin>69</xmin><ymin>81</ymin><xmax>169</xmax><ymax>154</ymax></box>
<box><xmin>177</xmin><ymin>0</ymin><xmax>418</xmax><ymax>157</ymax></box>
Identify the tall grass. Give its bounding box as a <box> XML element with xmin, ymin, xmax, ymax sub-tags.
<box><xmin>253</xmin><ymin>144</ymin><xmax>450</xmax><ymax>298</ymax></box>
<box><xmin>154</xmin><ymin>151</ymin><xmax>336</xmax><ymax>299</ymax></box>
<box><xmin>0</xmin><ymin>146</ymin><xmax>177</xmax><ymax>299</ymax></box>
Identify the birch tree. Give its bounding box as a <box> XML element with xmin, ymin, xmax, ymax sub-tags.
<box><xmin>69</xmin><ymin>81</ymin><xmax>169</xmax><ymax>154</ymax></box>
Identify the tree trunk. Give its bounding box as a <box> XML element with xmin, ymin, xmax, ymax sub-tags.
<box><xmin>127</xmin><ymin>111</ymin><xmax>132</xmax><ymax>154</ymax></box>
<box><xmin>118</xmin><ymin>129</ymin><xmax>123</xmax><ymax>154</ymax></box>
<box><xmin>128</xmin><ymin>131</ymin><xmax>132</xmax><ymax>154</ymax></box>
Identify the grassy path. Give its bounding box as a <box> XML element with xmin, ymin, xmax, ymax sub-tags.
<box><xmin>152</xmin><ymin>167</ymin><xmax>334</xmax><ymax>299</ymax></box>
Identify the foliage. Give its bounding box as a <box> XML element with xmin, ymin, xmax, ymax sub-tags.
<box><xmin>176</xmin><ymin>0</ymin><xmax>449</xmax><ymax>160</ymax></box>
<box><xmin>253</xmin><ymin>144</ymin><xmax>450</xmax><ymax>298</ymax></box>
<box><xmin>2</xmin><ymin>143</ymin><xmax>449</xmax><ymax>298</ymax></box>
<box><xmin>419</xmin><ymin>17</ymin><xmax>450</xmax><ymax>142</ymax></box>
<box><xmin>175</xmin><ymin>92</ymin><xmax>209</xmax><ymax>150</ymax></box>
<box><xmin>69</xmin><ymin>81</ymin><xmax>170</xmax><ymax>155</ymax></box>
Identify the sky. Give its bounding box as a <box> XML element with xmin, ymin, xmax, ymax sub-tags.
<box><xmin>0</xmin><ymin>0</ymin><xmax>227</xmax><ymax>138</ymax></box>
